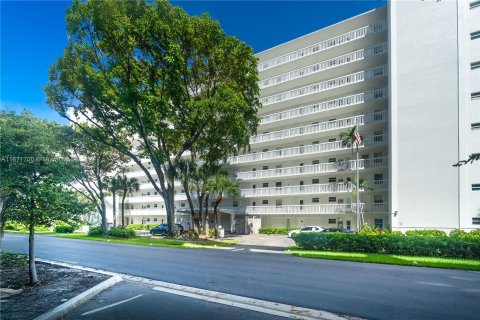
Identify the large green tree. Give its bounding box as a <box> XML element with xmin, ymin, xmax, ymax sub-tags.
<box><xmin>45</xmin><ymin>0</ymin><xmax>260</xmax><ymax>236</ymax></box>
<box><xmin>0</xmin><ymin>110</ymin><xmax>91</xmax><ymax>284</ymax></box>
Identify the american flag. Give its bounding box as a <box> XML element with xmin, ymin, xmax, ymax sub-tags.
<box><xmin>353</xmin><ymin>125</ymin><xmax>362</xmax><ymax>146</ymax></box>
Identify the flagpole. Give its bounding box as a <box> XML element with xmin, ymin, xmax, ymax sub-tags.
<box><xmin>356</xmin><ymin>142</ymin><xmax>360</xmax><ymax>231</ymax></box>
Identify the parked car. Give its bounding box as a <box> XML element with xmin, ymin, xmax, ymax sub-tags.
<box><xmin>321</xmin><ymin>228</ymin><xmax>356</xmax><ymax>234</ymax></box>
<box><xmin>150</xmin><ymin>223</ymin><xmax>184</xmax><ymax>236</ymax></box>
<box><xmin>288</xmin><ymin>226</ymin><xmax>323</xmax><ymax>238</ymax></box>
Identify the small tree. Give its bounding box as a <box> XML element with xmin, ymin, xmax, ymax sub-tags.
<box><xmin>105</xmin><ymin>175</ymin><xmax>122</xmax><ymax>227</ymax></box>
<box><xmin>0</xmin><ymin>110</ymin><xmax>91</xmax><ymax>284</ymax></box>
<box><xmin>205</xmin><ymin>174</ymin><xmax>239</xmax><ymax>238</ymax></box>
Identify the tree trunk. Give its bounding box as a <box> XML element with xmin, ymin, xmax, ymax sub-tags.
<box><xmin>0</xmin><ymin>200</ymin><xmax>8</xmax><ymax>241</ymax></box>
<box><xmin>214</xmin><ymin>205</ymin><xmax>219</xmax><ymax>239</ymax></box>
<box><xmin>165</xmin><ymin>183</ymin><xmax>176</xmax><ymax>237</ymax></box>
<box><xmin>204</xmin><ymin>195</ymin><xmax>210</xmax><ymax>236</ymax></box>
<box><xmin>28</xmin><ymin>222</ymin><xmax>38</xmax><ymax>285</ymax></box>
<box><xmin>112</xmin><ymin>191</ymin><xmax>116</xmax><ymax>228</ymax></box>
<box><xmin>121</xmin><ymin>192</ymin><xmax>127</xmax><ymax>227</ymax></box>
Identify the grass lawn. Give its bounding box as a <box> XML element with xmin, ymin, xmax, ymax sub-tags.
<box><xmin>5</xmin><ymin>230</ymin><xmax>55</xmax><ymax>234</ymax></box>
<box><xmin>56</xmin><ymin>234</ymin><xmax>236</xmax><ymax>249</ymax></box>
<box><xmin>287</xmin><ymin>248</ymin><xmax>480</xmax><ymax>271</ymax></box>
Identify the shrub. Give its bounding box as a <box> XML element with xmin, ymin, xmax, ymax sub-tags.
<box><xmin>469</xmin><ymin>229</ymin><xmax>480</xmax><ymax>237</ymax></box>
<box><xmin>293</xmin><ymin>233</ymin><xmax>480</xmax><ymax>259</ymax></box>
<box><xmin>108</xmin><ymin>227</ymin><xmax>135</xmax><ymax>238</ymax></box>
<box><xmin>449</xmin><ymin>229</ymin><xmax>468</xmax><ymax>237</ymax></box>
<box><xmin>259</xmin><ymin>227</ymin><xmax>297</xmax><ymax>235</ymax></box>
<box><xmin>208</xmin><ymin>229</ymin><xmax>215</xmax><ymax>238</ymax></box>
<box><xmin>88</xmin><ymin>226</ymin><xmax>104</xmax><ymax>237</ymax></box>
<box><xmin>126</xmin><ymin>224</ymin><xmax>155</xmax><ymax>230</ymax></box>
<box><xmin>55</xmin><ymin>225</ymin><xmax>75</xmax><ymax>233</ymax></box>
<box><xmin>405</xmin><ymin>229</ymin><xmax>446</xmax><ymax>237</ymax></box>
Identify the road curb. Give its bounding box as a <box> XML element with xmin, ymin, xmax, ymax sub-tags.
<box><xmin>33</xmin><ymin>259</ymin><xmax>122</xmax><ymax>320</ymax></box>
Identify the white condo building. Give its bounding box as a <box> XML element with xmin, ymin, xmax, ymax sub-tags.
<box><xmin>116</xmin><ymin>1</ymin><xmax>480</xmax><ymax>233</ymax></box>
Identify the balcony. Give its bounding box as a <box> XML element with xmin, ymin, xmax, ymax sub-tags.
<box><xmin>229</xmin><ymin>134</ymin><xmax>387</xmax><ymax>165</ymax></box>
<box><xmin>260</xmin><ymin>65</ymin><xmax>388</xmax><ymax>107</ymax></box>
<box><xmin>235</xmin><ymin>157</ymin><xmax>387</xmax><ymax>180</ymax></box>
<box><xmin>260</xmin><ymin>42</ymin><xmax>387</xmax><ymax>89</ymax></box>
<box><xmin>259</xmin><ymin>20</ymin><xmax>386</xmax><ymax>72</ymax></box>
<box><xmin>260</xmin><ymin>88</ymin><xmax>387</xmax><ymax>126</ymax></box>
<box><xmin>125</xmin><ymin>193</ymin><xmax>187</xmax><ymax>204</ymax></box>
<box><xmin>242</xmin><ymin>182</ymin><xmax>354</xmax><ymax>198</ymax></box>
<box><xmin>251</xmin><ymin>111</ymin><xmax>387</xmax><ymax>145</ymax></box>
<box><xmin>245</xmin><ymin>203</ymin><xmax>388</xmax><ymax>215</ymax></box>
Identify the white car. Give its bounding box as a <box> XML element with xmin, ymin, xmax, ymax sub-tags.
<box><xmin>288</xmin><ymin>226</ymin><xmax>323</xmax><ymax>238</ymax></box>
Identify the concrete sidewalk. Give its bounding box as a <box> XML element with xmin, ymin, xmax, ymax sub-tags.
<box><xmin>228</xmin><ymin>234</ymin><xmax>294</xmax><ymax>251</ymax></box>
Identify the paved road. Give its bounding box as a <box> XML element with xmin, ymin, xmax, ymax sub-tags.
<box><xmin>66</xmin><ymin>281</ymin><xmax>285</xmax><ymax>320</ymax></box>
<box><xmin>3</xmin><ymin>233</ymin><xmax>480</xmax><ymax>320</ymax></box>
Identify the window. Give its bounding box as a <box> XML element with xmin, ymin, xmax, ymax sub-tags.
<box><xmin>328</xmin><ymin>158</ymin><xmax>336</xmax><ymax>163</ymax></box>
<box><xmin>252</xmin><ymin>201</ymin><xmax>256</xmax><ymax>206</ymax></box>
<box><xmin>275</xmin><ymin>182</ymin><xmax>282</xmax><ymax>188</ymax></box>
<box><xmin>262</xmin><ymin>149</ymin><xmax>269</xmax><ymax>152</ymax></box>
<box><xmin>473</xmin><ymin>217</ymin><xmax>480</xmax><ymax>225</ymax></box>
<box><xmin>233</xmin><ymin>201</ymin><xmax>239</xmax><ymax>207</ymax></box>
<box><xmin>312</xmin><ymin>141</ymin><xmax>320</xmax><ymax>145</ymax></box>
<box><xmin>262</xmin><ymin>200</ymin><xmax>269</xmax><ymax>205</ymax></box>
<box><xmin>312</xmin><ymin>179</ymin><xmax>320</xmax><ymax>184</ymax></box>
<box><xmin>471</xmin><ymin>61</ymin><xmax>480</xmax><ymax>70</ymax></box>
<box><xmin>471</xmin><ymin>31</ymin><xmax>480</xmax><ymax>40</ymax></box>
<box><xmin>374</xmin><ymin>219</ymin><xmax>384</xmax><ymax>229</ymax></box>
<box><xmin>472</xmin><ymin>123</ymin><xmax>480</xmax><ymax>129</ymax></box>
<box><xmin>328</xmin><ymin>197</ymin><xmax>336</xmax><ymax>202</ymax></box>
<box><xmin>472</xmin><ymin>92</ymin><xmax>480</xmax><ymax>100</ymax></box>
<box><xmin>147</xmin><ymin>204</ymin><xmax>150</xmax><ymax>208</ymax></box>
<box><xmin>328</xmin><ymin>138</ymin><xmax>336</xmax><ymax>142</ymax></box>
<box><xmin>312</xmin><ymin>160</ymin><xmax>320</xmax><ymax>165</ymax></box>
<box><xmin>276</xmin><ymin>199</ymin><xmax>282</xmax><ymax>207</ymax></box>
<box><xmin>346</xmin><ymin>220</ymin><xmax>351</xmax><ymax>230</ymax></box>
<box><xmin>154</xmin><ymin>218</ymin><xmax>157</xmax><ymax>222</ymax></box>
<box><xmin>154</xmin><ymin>192</ymin><xmax>158</xmax><ymax>195</ymax></box>
<box><xmin>262</xmin><ymin>183</ymin><xmax>269</xmax><ymax>188</ymax></box>
<box><xmin>181</xmin><ymin>203</ymin><xmax>185</xmax><ymax>207</ymax></box>
<box><xmin>374</xmin><ymin>174</ymin><xmax>384</xmax><ymax>181</ymax></box>
<box><xmin>147</xmin><ymin>218</ymin><xmax>151</xmax><ymax>222</ymax></box>
<box><xmin>472</xmin><ymin>184</ymin><xmax>480</xmax><ymax>191</ymax></box>
<box><xmin>374</xmin><ymin>195</ymin><xmax>384</xmax><ymax>204</ymax></box>
<box><xmin>471</xmin><ymin>1</ymin><xmax>480</xmax><ymax>9</ymax></box>
<box><xmin>154</xmin><ymin>204</ymin><xmax>158</xmax><ymax>208</ymax></box>
<box><xmin>328</xmin><ymin>218</ymin><xmax>336</xmax><ymax>224</ymax></box>
<box><xmin>312</xmin><ymin>198</ymin><xmax>319</xmax><ymax>203</ymax></box>
<box><xmin>263</xmin><ymin>166</ymin><xmax>269</xmax><ymax>170</ymax></box>
<box><xmin>328</xmin><ymin>177</ymin><xmax>337</xmax><ymax>183</ymax></box>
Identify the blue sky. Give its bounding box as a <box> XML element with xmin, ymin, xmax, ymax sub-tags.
<box><xmin>1</xmin><ymin>0</ymin><xmax>385</xmax><ymax>124</ymax></box>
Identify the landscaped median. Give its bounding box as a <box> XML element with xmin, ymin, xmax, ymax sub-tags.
<box><xmin>56</xmin><ymin>234</ymin><xmax>236</xmax><ymax>249</ymax></box>
<box><xmin>288</xmin><ymin>230</ymin><xmax>480</xmax><ymax>271</ymax></box>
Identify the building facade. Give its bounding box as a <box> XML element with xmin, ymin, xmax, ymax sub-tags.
<box><xmin>116</xmin><ymin>1</ymin><xmax>480</xmax><ymax>233</ymax></box>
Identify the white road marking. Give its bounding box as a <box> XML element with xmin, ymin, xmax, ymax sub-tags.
<box><xmin>81</xmin><ymin>294</ymin><xmax>143</xmax><ymax>316</ymax></box>
<box><xmin>249</xmin><ymin>248</ymin><xmax>285</xmax><ymax>254</ymax></box>
<box><xmin>417</xmin><ymin>281</ymin><xmax>452</xmax><ymax>288</ymax></box>
<box><xmin>231</xmin><ymin>248</ymin><xmax>245</xmax><ymax>252</ymax></box>
<box><xmin>449</xmin><ymin>276</ymin><xmax>480</xmax><ymax>281</ymax></box>
<box><xmin>461</xmin><ymin>289</ymin><xmax>480</xmax><ymax>294</ymax></box>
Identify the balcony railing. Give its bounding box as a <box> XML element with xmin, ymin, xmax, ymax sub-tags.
<box><xmin>229</xmin><ymin>134</ymin><xmax>387</xmax><ymax>165</ymax></box>
<box><xmin>260</xmin><ymin>65</ymin><xmax>388</xmax><ymax>107</ymax></box>
<box><xmin>259</xmin><ymin>20</ymin><xmax>386</xmax><ymax>71</ymax></box>
<box><xmin>260</xmin><ymin>88</ymin><xmax>387</xmax><ymax>126</ymax></box>
<box><xmin>242</xmin><ymin>182</ymin><xmax>354</xmax><ymax>197</ymax></box>
<box><xmin>260</xmin><ymin>42</ymin><xmax>387</xmax><ymax>89</ymax></box>
<box><xmin>125</xmin><ymin>193</ymin><xmax>187</xmax><ymax>203</ymax></box>
<box><xmin>245</xmin><ymin>203</ymin><xmax>388</xmax><ymax>215</ymax></box>
<box><xmin>235</xmin><ymin>157</ymin><xmax>387</xmax><ymax>180</ymax></box>
<box><xmin>251</xmin><ymin>111</ymin><xmax>387</xmax><ymax>144</ymax></box>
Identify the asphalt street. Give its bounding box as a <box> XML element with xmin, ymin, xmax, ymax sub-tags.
<box><xmin>3</xmin><ymin>233</ymin><xmax>480</xmax><ymax>320</ymax></box>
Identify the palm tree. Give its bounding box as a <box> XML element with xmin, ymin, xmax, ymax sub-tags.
<box><xmin>205</xmin><ymin>174</ymin><xmax>240</xmax><ymax>239</ymax></box>
<box><xmin>339</xmin><ymin>125</ymin><xmax>365</xmax><ymax>231</ymax></box>
<box><xmin>106</xmin><ymin>176</ymin><xmax>122</xmax><ymax>227</ymax></box>
<box><xmin>118</xmin><ymin>175</ymin><xmax>139</xmax><ymax>227</ymax></box>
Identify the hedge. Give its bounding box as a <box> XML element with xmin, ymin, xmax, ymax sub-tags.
<box><xmin>293</xmin><ymin>233</ymin><xmax>480</xmax><ymax>259</ymax></box>
<box><xmin>259</xmin><ymin>227</ymin><xmax>298</xmax><ymax>235</ymax></box>
<box><xmin>405</xmin><ymin>229</ymin><xmax>447</xmax><ymax>237</ymax></box>
<box><xmin>108</xmin><ymin>227</ymin><xmax>135</xmax><ymax>238</ymax></box>
<box><xmin>54</xmin><ymin>225</ymin><xmax>75</xmax><ymax>233</ymax></box>
<box><xmin>125</xmin><ymin>224</ymin><xmax>156</xmax><ymax>231</ymax></box>
<box><xmin>88</xmin><ymin>226</ymin><xmax>104</xmax><ymax>237</ymax></box>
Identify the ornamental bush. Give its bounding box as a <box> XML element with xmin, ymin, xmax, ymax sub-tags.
<box><xmin>108</xmin><ymin>227</ymin><xmax>135</xmax><ymax>238</ymax></box>
<box><xmin>88</xmin><ymin>226</ymin><xmax>104</xmax><ymax>237</ymax></box>
<box><xmin>54</xmin><ymin>225</ymin><xmax>75</xmax><ymax>233</ymax></box>
<box><xmin>259</xmin><ymin>227</ymin><xmax>297</xmax><ymax>235</ymax></box>
<box><xmin>126</xmin><ymin>224</ymin><xmax>157</xmax><ymax>230</ymax></box>
<box><xmin>293</xmin><ymin>233</ymin><xmax>480</xmax><ymax>259</ymax></box>
<box><xmin>405</xmin><ymin>229</ymin><xmax>447</xmax><ymax>237</ymax></box>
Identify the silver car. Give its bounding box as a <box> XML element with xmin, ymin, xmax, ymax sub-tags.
<box><xmin>288</xmin><ymin>226</ymin><xmax>323</xmax><ymax>238</ymax></box>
